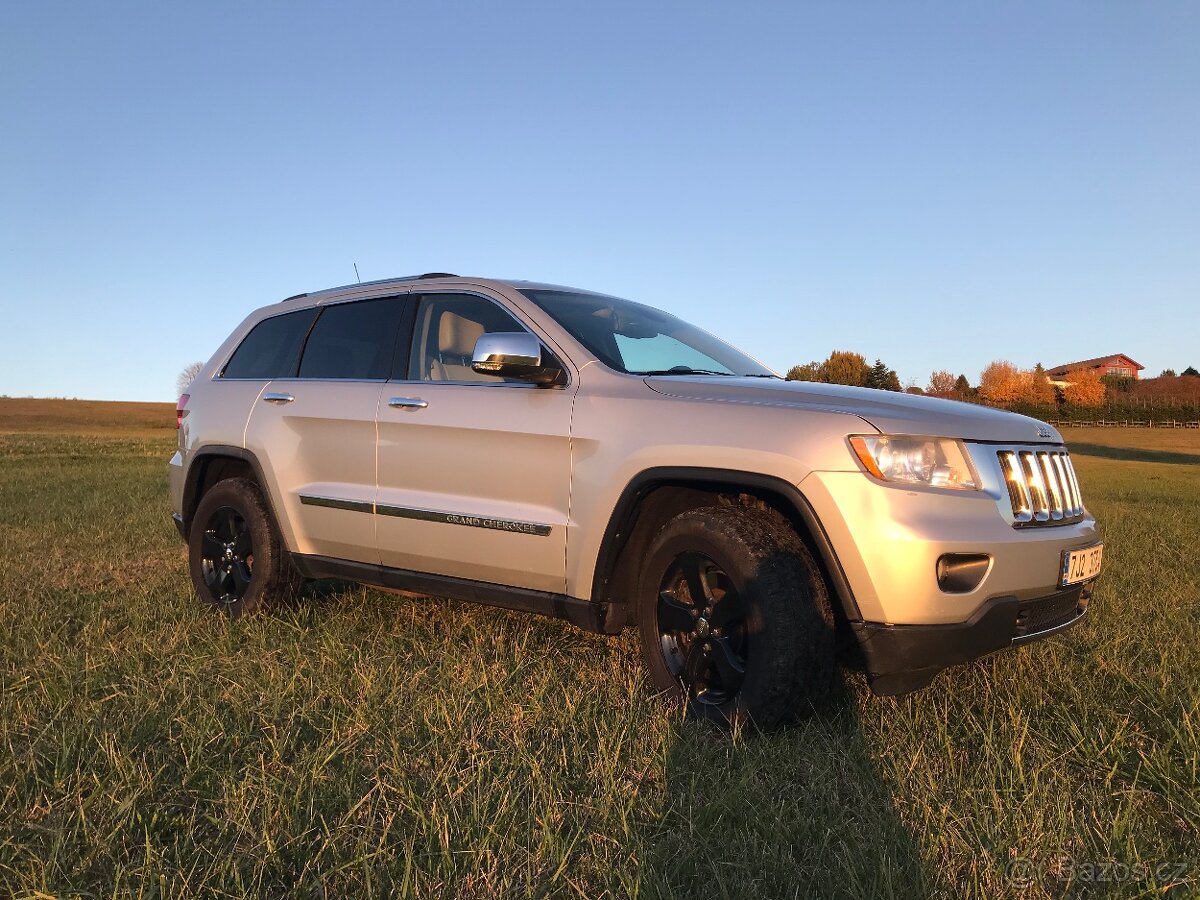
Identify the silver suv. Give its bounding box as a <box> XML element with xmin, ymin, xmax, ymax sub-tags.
<box><xmin>170</xmin><ymin>274</ymin><xmax>1102</xmax><ymax>727</ymax></box>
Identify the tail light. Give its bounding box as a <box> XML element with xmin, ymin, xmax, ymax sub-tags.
<box><xmin>176</xmin><ymin>393</ymin><xmax>190</xmax><ymax>429</ymax></box>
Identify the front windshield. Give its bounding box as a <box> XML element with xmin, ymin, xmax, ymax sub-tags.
<box><xmin>519</xmin><ymin>289</ymin><xmax>777</xmax><ymax>377</ymax></box>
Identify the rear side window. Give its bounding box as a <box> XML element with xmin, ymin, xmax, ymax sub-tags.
<box><xmin>221</xmin><ymin>308</ymin><xmax>318</xmax><ymax>379</ymax></box>
<box><xmin>298</xmin><ymin>298</ymin><xmax>402</xmax><ymax>380</ymax></box>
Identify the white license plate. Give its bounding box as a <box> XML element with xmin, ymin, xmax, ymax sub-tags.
<box><xmin>1061</xmin><ymin>543</ymin><xmax>1103</xmax><ymax>587</ymax></box>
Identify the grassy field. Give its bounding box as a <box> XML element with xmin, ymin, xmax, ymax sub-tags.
<box><xmin>0</xmin><ymin>399</ymin><xmax>1197</xmax><ymax>898</ymax></box>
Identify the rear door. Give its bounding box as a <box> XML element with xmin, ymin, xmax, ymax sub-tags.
<box><xmin>245</xmin><ymin>294</ymin><xmax>407</xmax><ymax>563</ymax></box>
<box><xmin>375</xmin><ymin>289</ymin><xmax>575</xmax><ymax>593</ymax></box>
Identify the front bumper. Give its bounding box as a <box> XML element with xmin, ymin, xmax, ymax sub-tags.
<box><xmin>853</xmin><ymin>582</ymin><xmax>1093</xmax><ymax>695</ymax></box>
<box><xmin>800</xmin><ymin>469</ymin><xmax>1101</xmax><ymax>624</ymax></box>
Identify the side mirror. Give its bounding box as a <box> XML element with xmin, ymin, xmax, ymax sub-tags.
<box><xmin>471</xmin><ymin>332</ymin><xmax>565</xmax><ymax>386</ymax></box>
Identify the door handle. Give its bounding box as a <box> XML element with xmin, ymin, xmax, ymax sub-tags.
<box><xmin>262</xmin><ymin>392</ymin><xmax>295</xmax><ymax>404</ymax></box>
<box><xmin>388</xmin><ymin>396</ymin><xmax>428</xmax><ymax>410</ymax></box>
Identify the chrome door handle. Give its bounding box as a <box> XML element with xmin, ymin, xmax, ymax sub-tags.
<box><xmin>388</xmin><ymin>396</ymin><xmax>428</xmax><ymax>410</ymax></box>
<box><xmin>262</xmin><ymin>392</ymin><xmax>295</xmax><ymax>404</ymax></box>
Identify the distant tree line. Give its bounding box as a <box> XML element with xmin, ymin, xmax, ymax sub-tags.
<box><xmin>786</xmin><ymin>351</ymin><xmax>901</xmax><ymax>391</ymax></box>
<box><xmin>784</xmin><ymin>354</ymin><xmax>1200</xmax><ymax>416</ymax></box>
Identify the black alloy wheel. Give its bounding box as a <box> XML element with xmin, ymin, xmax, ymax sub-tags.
<box><xmin>187</xmin><ymin>476</ymin><xmax>300</xmax><ymax>616</ymax></box>
<box><xmin>656</xmin><ymin>551</ymin><xmax>749</xmax><ymax>707</ymax></box>
<box><xmin>199</xmin><ymin>506</ymin><xmax>254</xmax><ymax>605</ymax></box>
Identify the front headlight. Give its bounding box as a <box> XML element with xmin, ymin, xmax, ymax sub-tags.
<box><xmin>849</xmin><ymin>435</ymin><xmax>979</xmax><ymax>491</ymax></box>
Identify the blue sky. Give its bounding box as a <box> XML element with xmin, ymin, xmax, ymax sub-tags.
<box><xmin>2</xmin><ymin>2</ymin><xmax>1197</xmax><ymax>401</ymax></box>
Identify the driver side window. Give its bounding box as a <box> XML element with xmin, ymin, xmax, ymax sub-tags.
<box><xmin>407</xmin><ymin>294</ymin><xmax>530</xmax><ymax>383</ymax></box>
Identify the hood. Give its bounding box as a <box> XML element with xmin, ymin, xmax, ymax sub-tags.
<box><xmin>643</xmin><ymin>376</ymin><xmax>1062</xmax><ymax>444</ymax></box>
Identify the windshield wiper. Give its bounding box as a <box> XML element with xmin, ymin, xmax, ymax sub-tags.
<box><xmin>634</xmin><ymin>367</ymin><xmax>737</xmax><ymax>376</ymax></box>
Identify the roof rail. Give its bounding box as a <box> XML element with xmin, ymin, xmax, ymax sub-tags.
<box><xmin>283</xmin><ymin>272</ymin><xmax>461</xmax><ymax>302</ymax></box>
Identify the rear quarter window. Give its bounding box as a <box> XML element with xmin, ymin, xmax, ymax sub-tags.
<box><xmin>221</xmin><ymin>308</ymin><xmax>318</xmax><ymax>379</ymax></box>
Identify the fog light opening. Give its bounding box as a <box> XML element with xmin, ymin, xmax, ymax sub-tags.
<box><xmin>936</xmin><ymin>553</ymin><xmax>991</xmax><ymax>594</ymax></box>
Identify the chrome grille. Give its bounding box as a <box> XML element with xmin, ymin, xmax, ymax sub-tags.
<box><xmin>996</xmin><ymin>448</ymin><xmax>1085</xmax><ymax>525</ymax></box>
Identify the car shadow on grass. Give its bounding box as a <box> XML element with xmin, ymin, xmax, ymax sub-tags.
<box><xmin>633</xmin><ymin>545</ymin><xmax>938</xmax><ymax>899</ymax></box>
<box><xmin>1066</xmin><ymin>442</ymin><xmax>1200</xmax><ymax>466</ymax></box>
<box><xmin>634</xmin><ymin>675</ymin><xmax>936</xmax><ymax>900</ymax></box>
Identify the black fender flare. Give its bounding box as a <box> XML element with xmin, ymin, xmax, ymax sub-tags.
<box><xmin>181</xmin><ymin>445</ymin><xmax>282</xmax><ymax>539</ymax></box>
<box><xmin>589</xmin><ymin>466</ymin><xmax>862</xmax><ymax>622</ymax></box>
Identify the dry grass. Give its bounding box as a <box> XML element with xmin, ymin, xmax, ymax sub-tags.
<box><xmin>0</xmin><ymin>397</ymin><xmax>175</xmax><ymax>438</ymax></box>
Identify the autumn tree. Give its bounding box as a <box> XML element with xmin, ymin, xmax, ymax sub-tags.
<box><xmin>1019</xmin><ymin>369</ymin><xmax>1056</xmax><ymax>405</ymax></box>
<box><xmin>927</xmin><ymin>370</ymin><xmax>956</xmax><ymax>397</ymax></box>
<box><xmin>1062</xmin><ymin>367</ymin><xmax>1106</xmax><ymax>407</ymax></box>
<box><xmin>978</xmin><ymin>361</ymin><xmax>1023</xmax><ymax>406</ymax></box>
<box><xmin>786</xmin><ymin>361</ymin><xmax>822</xmax><ymax>382</ymax></box>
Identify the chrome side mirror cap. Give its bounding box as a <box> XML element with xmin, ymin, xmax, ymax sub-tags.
<box><xmin>471</xmin><ymin>332</ymin><xmax>564</xmax><ymax>385</ymax></box>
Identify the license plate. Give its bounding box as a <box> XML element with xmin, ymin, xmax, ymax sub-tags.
<box><xmin>1061</xmin><ymin>543</ymin><xmax>1103</xmax><ymax>587</ymax></box>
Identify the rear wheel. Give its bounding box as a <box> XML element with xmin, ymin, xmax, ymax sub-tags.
<box><xmin>188</xmin><ymin>477</ymin><xmax>299</xmax><ymax>616</ymax></box>
<box><xmin>636</xmin><ymin>505</ymin><xmax>835</xmax><ymax>729</ymax></box>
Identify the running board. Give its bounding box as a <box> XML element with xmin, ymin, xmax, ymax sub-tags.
<box><xmin>290</xmin><ymin>553</ymin><xmax>621</xmax><ymax>634</ymax></box>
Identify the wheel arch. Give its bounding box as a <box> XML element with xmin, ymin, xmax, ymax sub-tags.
<box><xmin>591</xmin><ymin>467</ymin><xmax>862</xmax><ymax>627</ymax></box>
<box><xmin>181</xmin><ymin>446</ymin><xmax>280</xmax><ymax>541</ymax></box>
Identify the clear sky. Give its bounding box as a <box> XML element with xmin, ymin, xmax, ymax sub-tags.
<box><xmin>2</xmin><ymin>2</ymin><xmax>1197</xmax><ymax>401</ymax></box>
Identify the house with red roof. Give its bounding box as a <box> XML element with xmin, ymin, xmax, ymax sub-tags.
<box><xmin>1046</xmin><ymin>354</ymin><xmax>1144</xmax><ymax>381</ymax></box>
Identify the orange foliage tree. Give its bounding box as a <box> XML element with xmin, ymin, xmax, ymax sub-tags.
<box><xmin>1062</xmin><ymin>367</ymin><xmax>1106</xmax><ymax>407</ymax></box>
<box><xmin>1018</xmin><ymin>370</ymin><xmax>1056</xmax><ymax>405</ymax></box>
<box><xmin>978</xmin><ymin>361</ymin><xmax>1023</xmax><ymax>406</ymax></box>
<box><xmin>927</xmin><ymin>370</ymin><xmax>957</xmax><ymax>397</ymax></box>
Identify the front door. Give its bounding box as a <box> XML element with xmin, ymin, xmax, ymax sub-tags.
<box><xmin>375</xmin><ymin>291</ymin><xmax>574</xmax><ymax>594</ymax></box>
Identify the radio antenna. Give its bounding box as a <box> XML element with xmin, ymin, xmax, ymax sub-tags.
<box><xmin>353</xmin><ymin>262</ymin><xmax>362</xmax><ymax>283</ymax></box>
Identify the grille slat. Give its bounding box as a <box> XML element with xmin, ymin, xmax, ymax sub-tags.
<box><xmin>1020</xmin><ymin>451</ymin><xmax>1050</xmax><ymax>521</ymax></box>
<box><xmin>1051</xmin><ymin>453</ymin><xmax>1077</xmax><ymax>515</ymax></box>
<box><xmin>1064</xmin><ymin>456</ymin><xmax>1084</xmax><ymax>516</ymax></box>
<box><xmin>1037</xmin><ymin>452</ymin><xmax>1064</xmax><ymax>520</ymax></box>
<box><xmin>996</xmin><ymin>447</ymin><xmax>1085</xmax><ymax>527</ymax></box>
<box><xmin>997</xmin><ymin>451</ymin><xmax>1033</xmax><ymax>523</ymax></box>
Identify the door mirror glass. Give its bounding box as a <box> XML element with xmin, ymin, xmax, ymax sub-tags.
<box><xmin>472</xmin><ymin>333</ymin><xmax>563</xmax><ymax>385</ymax></box>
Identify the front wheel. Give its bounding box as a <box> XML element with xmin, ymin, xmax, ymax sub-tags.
<box><xmin>187</xmin><ymin>477</ymin><xmax>299</xmax><ymax>616</ymax></box>
<box><xmin>636</xmin><ymin>505</ymin><xmax>835</xmax><ymax>729</ymax></box>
